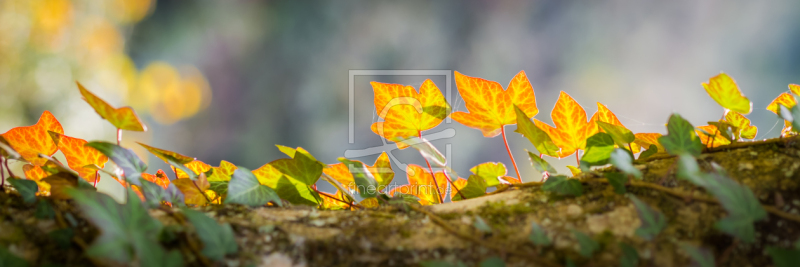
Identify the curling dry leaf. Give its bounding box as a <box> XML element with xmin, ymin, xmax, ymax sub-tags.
<box><xmin>533</xmin><ymin>92</ymin><xmax>591</xmax><ymax>158</ymax></box>
<box><xmin>387</xmin><ymin>164</ymin><xmax>447</xmax><ymax>205</ymax></box>
<box><xmin>451</xmin><ymin>71</ymin><xmax>538</xmax><ymax>137</ymax></box>
<box><xmin>323</xmin><ymin>152</ymin><xmax>394</xmax><ymax>190</ymax></box>
<box><xmin>77</xmin><ymin>82</ymin><xmax>147</xmax><ymax>131</ymax></box>
<box><xmin>702</xmin><ymin>73</ymin><xmax>752</xmax><ymax>114</ymax></box>
<box><xmin>371</xmin><ymin>80</ymin><xmax>450</xmax><ymax>149</ymax></box>
<box><xmin>724</xmin><ymin>112</ymin><xmax>757</xmax><ymax>140</ymax></box>
<box><xmin>48</xmin><ymin>132</ymin><xmax>108</xmax><ymax>183</ymax></box>
<box><xmin>1</xmin><ymin>111</ymin><xmax>64</xmax><ymax>165</ymax></box>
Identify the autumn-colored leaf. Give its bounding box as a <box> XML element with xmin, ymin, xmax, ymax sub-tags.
<box><xmin>173</xmin><ymin>173</ymin><xmax>210</xmax><ymax>206</ymax></box>
<box><xmin>702</xmin><ymin>73</ymin><xmax>752</xmax><ymax>114</ymax></box>
<box><xmin>696</xmin><ymin>125</ymin><xmax>731</xmax><ymax>148</ymax></box>
<box><xmin>1</xmin><ymin>111</ymin><xmax>64</xmax><ymax>165</ymax></box>
<box><xmin>176</xmin><ymin>160</ymin><xmax>212</xmax><ymax>179</ymax></box>
<box><xmin>208</xmin><ymin>160</ymin><xmax>237</xmax><ymax>182</ymax></box>
<box><xmin>583</xmin><ymin>103</ymin><xmax>626</xmax><ymax>137</ymax></box>
<box><xmin>142</xmin><ymin>169</ymin><xmax>170</xmax><ymax>189</ymax></box>
<box><xmin>567</xmin><ymin>165</ymin><xmax>582</xmax><ymax>176</ymax></box>
<box><xmin>321</xmin><ymin>190</ymin><xmax>352</xmax><ymax>210</ymax></box>
<box><xmin>449</xmin><ymin>175</ymin><xmax>487</xmax><ymax>201</ymax></box>
<box><xmin>23</xmin><ymin>164</ymin><xmax>52</xmax><ymax>193</ymax></box>
<box><xmin>722</xmin><ymin>111</ymin><xmax>757</xmax><ymax>140</ymax></box>
<box><xmin>323</xmin><ymin>152</ymin><xmax>394</xmax><ymax>191</ymax></box>
<box><xmin>767</xmin><ymin>93</ymin><xmax>797</xmax><ymax>114</ymax></box>
<box><xmin>387</xmin><ymin>164</ymin><xmax>447</xmax><ymax>205</ymax></box>
<box><xmin>370</xmin><ymin>79</ymin><xmax>450</xmax><ymax>149</ymax></box>
<box><xmin>451</xmin><ymin>71</ymin><xmax>538</xmax><ymax>137</ymax></box>
<box><xmin>48</xmin><ymin>132</ymin><xmax>108</xmax><ymax>183</ymax></box>
<box><xmin>77</xmin><ymin>82</ymin><xmax>147</xmax><ymax>131</ymax></box>
<box><xmin>138</xmin><ymin>142</ymin><xmax>195</xmax><ymax>165</ymax></box>
<box><xmin>359</xmin><ymin>198</ymin><xmax>380</xmax><ymax>208</ymax></box>
<box><xmin>253</xmin><ymin>146</ymin><xmax>324</xmax><ymax>188</ymax></box>
<box><xmin>633</xmin><ymin>133</ymin><xmax>664</xmax><ymax>152</ymax></box>
<box><xmin>469</xmin><ymin>162</ymin><xmax>508</xmax><ymax>187</ymax></box>
<box><xmin>534</xmin><ymin>91</ymin><xmax>591</xmax><ymax>158</ymax></box>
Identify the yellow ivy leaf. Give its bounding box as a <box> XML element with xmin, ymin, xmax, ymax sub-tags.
<box><xmin>533</xmin><ymin>91</ymin><xmax>591</xmax><ymax>158</ymax></box>
<box><xmin>724</xmin><ymin>111</ymin><xmax>757</xmax><ymax>140</ymax></box>
<box><xmin>766</xmin><ymin>92</ymin><xmax>797</xmax><ymax>114</ymax></box>
<box><xmin>451</xmin><ymin>71</ymin><xmax>538</xmax><ymax>137</ymax></box>
<box><xmin>323</xmin><ymin>152</ymin><xmax>394</xmax><ymax>191</ymax></box>
<box><xmin>77</xmin><ymin>82</ymin><xmax>147</xmax><ymax>131</ymax></box>
<box><xmin>696</xmin><ymin>125</ymin><xmax>731</xmax><ymax>148</ymax></box>
<box><xmin>566</xmin><ymin>165</ymin><xmax>581</xmax><ymax>176</ymax></box>
<box><xmin>370</xmin><ymin>80</ymin><xmax>450</xmax><ymax>149</ymax></box>
<box><xmin>702</xmin><ymin>73</ymin><xmax>752</xmax><ymax>114</ymax></box>
<box><xmin>173</xmin><ymin>173</ymin><xmax>210</xmax><ymax>206</ymax></box>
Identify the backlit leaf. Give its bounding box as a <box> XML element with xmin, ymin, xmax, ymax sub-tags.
<box><xmin>388</xmin><ymin>164</ymin><xmax>447</xmax><ymax>205</ymax></box>
<box><xmin>534</xmin><ymin>91</ymin><xmax>591</xmax><ymax>158</ymax></box>
<box><xmin>7</xmin><ymin>178</ymin><xmax>38</xmax><ymax>204</ymax></box>
<box><xmin>628</xmin><ymin>195</ymin><xmax>666</xmax><ymax>240</ymax></box>
<box><xmin>48</xmin><ymin>132</ymin><xmax>107</xmax><ymax>183</ymax></box>
<box><xmin>0</xmin><ymin>111</ymin><xmax>63</xmax><ymax>165</ymax></box>
<box><xmin>23</xmin><ymin>164</ymin><xmax>52</xmax><ymax>193</ymax></box>
<box><xmin>451</xmin><ymin>71</ymin><xmax>538</xmax><ymax>137</ymax></box>
<box><xmin>596</xmin><ymin>121</ymin><xmax>635</xmax><ymax>149</ymax></box>
<box><xmin>138</xmin><ymin>143</ymin><xmax>197</xmax><ymax>180</ymax></box>
<box><xmin>208</xmin><ymin>160</ymin><xmax>237</xmax><ymax>182</ymax></box>
<box><xmin>469</xmin><ymin>162</ymin><xmax>507</xmax><ymax>187</ymax></box>
<box><xmin>610</xmin><ymin>148</ymin><xmax>642</xmax><ymax>179</ymax></box>
<box><xmin>514</xmin><ymin>105</ymin><xmax>559</xmax><ymax>157</ymax></box>
<box><xmin>86</xmin><ymin>141</ymin><xmax>148</xmax><ymax>184</ymax></box>
<box><xmin>702</xmin><ymin>73</ymin><xmax>752</xmax><ymax>114</ymax></box>
<box><xmin>724</xmin><ymin>111</ymin><xmax>757</xmax><ymax>139</ymax></box>
<box><xmin>658</xmin><ymin>114</ymin><xmax>703</xmax><ymax>156</ymax></box>
<box><xmin>253</xmin><ymin>146</ymin><xmax>324</xmax><ymax>188</ymax></box>
<box><xmin>0</xmin><ymin>136</ymin><xmax>22</xmax><ymax>160</ymax></box>
<box><xmin>767</xmin><ymin>92</ymin><xmax>797</xmax><ymax>114</ymax></box>
<box><xmin>581</xmin><ymin>132</ymin><xmax>615</xmax><ymax>166</ymax></box>
<box><xmin>566</xmin><ymin>165</ymin><xmax>581</xmax><ymax>176</ymax></box>
<box><xmin>542</xmin><ymin>175</ymin><xmax>583</xmax><ymax>196</ymax></box>
<box><xmin>371</xmin><ymin>80</ymin><xmax>450</xmax><ymax>148</ymax></box>
<box><xmin>583</xmin><ymin>102</ymin><xmax>630</xmax><ymax>143</ymax></box>
<box><xmin>337</xmin><ymin>158</ymin><xmax>379</xmax><ymax>198</ymax></box>
<box><xmin>173</xmin><ymin>173</ymin><xmax>210</xmax><ymax>206</ymax></box>
<box><xmin>324</xmin><ymin>152</ymin><xmax>394</xmax><ymax>192</ymax></box>
<box><xmin>274</xmin><ymin>175</ymin><xmax>320</xmax><ymax>206</ymax></box>
<box><xmin>77</xmin><ymin>82</ymin><xmax>147</xmax><ymax>131</ymax></box>
<box><xmin>633</xmin><ymin>133</ymin><xmax>664</xmax><ymax>152</ymax></box>
<box><xmin>696</xmin><ymin>125</ymin><xmax>731</xmax><ymax>148</ymax></box>
<box><xmin>175</xmin><ymin>160</ymin><xmax>212</xmax><ymax>179</ymax></box>
<box><xmin>450</xmin><ymin>175</ymin><xmax>487</xmax><ymax>201</ymax></box>
<box><xmin>141</xmin><ymin>169</ymin><xmax>170</xmax><ymax>189</ymax></box>
<box><xmin>393</xmin><ymin>136</ymin><xmax>447</xmax><ymax>167</ymax></box>
<box><xmin>527</xmin><ymin>150</ymin><xmax>557</xmax><ymax>174</ymax></box>
<box><xmin>180</xmin><ymin>208</ymin><xmax>238</xmax><ymax>260</ymax></box>
<box><xmin>42</xmin><ymin>171</ymin><xmax>95</xmax><ymax>199</ymax></box>
<box><xmin>637</xmin><ymin>144</ymin><xmax>658</xmax><ymax>161</ymax></box>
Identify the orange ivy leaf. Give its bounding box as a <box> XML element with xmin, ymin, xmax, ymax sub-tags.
<box><xmin>584</xmin><ymin>102</ymin><xmax>641</xmax><ymax>153</ymax></box>
<box><xmin>791</xmin><ymin>84</ymin><xmax>800</xmax><ymax>95</ymax></box>
<box><xmin>696</xmin><ymin>125</ymin><xmax>731</xmax><ymax>148</ymax></box>
<box><xmin>173</xmin><ymin>173</ymin><xmax>210</xmax><ymax>206</ymax></box>
<box><xmin>323</xmin><ymin>152</ymin><xmax>394</xmax><ymax>190</ymax></box>
<box><xmin>77</xmin><ymin>82</ymin><xmax>147</xmax><ymax>131</ymax></box>
<box><xmin>142</xmin><ymin>169</ymin><xmax>170</xmax><ymax>189</ymax></box>
<box><xmin>766</xmin><ymin>92</ymin><xmax>797</xmax><ymax>114</ymax></box>
<box><xmin>321</xmin><ymin>190</ymin><xmax>352</xmax><ymax>210</ymax></box>
<box><xmin>1</xmin><ymin>111</ymin><xmax>64</xmax><ymax>165</ymax></box>
<box><xmin>451</xmin><ymin>71</ymin><xmax>538</xmax><ymax>137</ymax></box>
<box><xmin>702</xmin><ymin>73</ymin><xmax>752</xmax><ymax>114</ymax></box>
<box><xmin>23</xmin><ymin>164</ymin><xmax>52</xmax><ymax>193</ymax></box>
<box><xmin>724</xmin><ymin>112</ymin><xmax>757</xmax><ymax>140</ymax></box>
<box><xmin>387</xmin><ymin>164</ymin><xmax>447</xmax><ymax>205</ymax></box>
<box><xmin>533</xmin><ymin>91</ymin><xmax>590</xmax><ymax>158</ymax></box>
<box><xmin>633</xmin><ymin>133</ymin><xmax>664</xmax><ymax>152</ymax></box>
<box><xmin>48</xmin><ymin>132</ymin><xmax>108</xmax><ymax>183</ymax></box>
<box><xmin>137</xmin><ymin>142</ymin><xmax>195</xmax><ymax>164</ymax></box>
<box><xmin>176</xmin><ymin>160</ymin><xmax>212</xmax><ymax>179</ymax></box>
<box><xmin>252</xmin><ymin>146</ymin><xmax>324</xmax><ymax>188</ymax></box>
<box><xmin>370</xmin><ymin>80</ymin><xmax>450</xmax><ymax>149</ymax></box>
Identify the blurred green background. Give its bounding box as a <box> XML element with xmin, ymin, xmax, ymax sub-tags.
<box><xmin>3</xmin><ymin>0</ymin><xmax>800</xmax><ymax>199</ymax></box>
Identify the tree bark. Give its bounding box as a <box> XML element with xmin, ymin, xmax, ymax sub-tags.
<box><xmin>2</xmin><ymin>136</ymin><xmax>800</xmax><ymax>267</ymax></box>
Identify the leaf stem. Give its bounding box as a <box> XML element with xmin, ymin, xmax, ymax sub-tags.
<box><xmin>116</xmin><ymin>128</ymin><xmax>122</xmax><ymax>146</ymax></box>
<box><xmin>441</xmin><ymin>169</ymin><xmax>466</xmax><ymax>200</ymax></box>
<box><xmin>627</xmin><ymin>143</ymin><xmax>634</xmax><ymax>153</ymax></box>
<box><xmin>0</xmin><ymin>157</ymin><xmax>5</xmax><ymax>189</ymax></box>
<box><xmin>93</xmin><ymin>171</ymin><xmax>99</xmax><ymax>187</ymax></box>
<box><xmin>501</xmin><ymin>126</ymin><xmax>522</xmax><ymax>180</ymax></box>
<box><xmin>418</xmin><ymin>132</ymin><xmax>445</xmax><ymax>204</ymax></box>
<box><xmin>192</xmin><ymin>180</ymin><xmax>212</xmax><ymax>203</ymax></box>
<box><xmin>4</xmin><ymin>159</ymin><xmax>15</xmax><ymax>178</ymax></box>
<box><xmin>575</xmin><ymin>150</ymin><xmax>580</xmax><ymax>166</ymax></box>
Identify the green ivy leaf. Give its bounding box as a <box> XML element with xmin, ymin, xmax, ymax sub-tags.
<box><xmin>208</xmin><ymin>181</ymin><xmax>229</xmax><ymax>197</ymax></box>
<box><xmin>226</xmin><ymin>167</ymin><xmax>282</xmax><ymax>207</ymax></box>
<box><xmin>452</xmin><ymin>175</ymin><xmax>488</xmax><ymax>201</ymax></box>
<box><xmin>637</xmin><ymin>144</ymin><xmax>658</xmax><ymax>160</ymax></box>
<box><xmin>542</xmin><ymin>175</ymin><xmax>583</xmax><ymax>196</ymax></box>
<box><xmin>515</xmin><ymin>105</ymin><xmax>559</xmax><ymax>157</ymax></box>
<box><xmin>581</xmin><ymin>132</ymin><xmax>615</xmax><ymax>166</ymax></box>
<box><xmin>707</xmin><ymin>121</ymin><xmax>737</xmax><ymax>142</ymax></box>
<box><xmin>529</xmin><ymin>221</ymin><xmax>551</xmax><ymax>247</ymax></box>
<box><xmin>596</xmin><ymin>121</ymin><xmax>635</xmax><ymax>149</ymax></box>
<box><xmin>619</xmin><ymin>243</ymin><xmax>639</xmax><ymax>267</ymax></box>
<box><xmin>7</xmin><ymin>178</ymin><xmax>37</xmax><ymax>204</ymax></box>
<box><xmin>338</xmin><ymin>158</ymin><xmax>379</xmax><ymax>198</ymax></box>
<box><xmin>627</xmin><ymin>194</ymin><xmax>666</xmax><ymax>241</ymax></box>
<box><xmin>767</xmin><ymin>247</ymin><xmax>800</xmax><ymax>267</ymax></box>
<box><xmin>181</xmin><ymin>208</ymin><xmax>238</xmax><ymax>261</ymax></box>
<box><xmin>274</xmin><ymin>175</ymin><xmax>319</xmax><ymax>206</ymax></box>
<box><xmin>610</xmin><ymin>148</ymin><xmax>642</xmax><ymax>179</ymax></box>
<box><xmin>605</xmin><ymin>172</ymin><xmax>627</xmax><ymax>195</ymax></box>
<box><xmin>527</xmin><ymin>150</ymin><xmax>557</xmax><ymax>174</ymax></box>
<box><xmin>658</xmin><ymin>114</ymin><xmax>703</xmax><ymax>156</ymax></box>
<box><xmin>478</xmin><ymin>256</ymin><xmax>505</xmax><ymax>267</ymax></box>
<box><xmin>679</xmin><ymin>243</ymin><xmax>714</xmax><ymax>267</ymax></box>
<box><xmin>130</xmin><ymin>234</ymin><xmax>184</xmax><ymax>267</ymax></box>
<box><xmin>572</xmin><ymin>230</ymin><xmax>599</xmax><ymax>257</ymax></box>
<box><xmin>0</xmin><ymin>246</ymin><xmax>29</xmax><ymax>267</ymax></box>
<box><xmin>85</xmin><ymin>141</ymin><xmax>147</xmax><ymax>183</ymax></box>
<box><xmin>35</xmin><ymin>200</ymin><xmax>54</xmax><ymax>219</ymax></box>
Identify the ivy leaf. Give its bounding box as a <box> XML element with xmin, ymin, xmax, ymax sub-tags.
<box><xmin>633</xmin><ymin>133</ymin><xmax>664</xmax><ymax>152</ymax></box>
<box><xmin>766</xmin><ymin>247</ymin><xmax>800</xmax><ymax>267</ymax></box>
<box><xmin>420</xmin><ymin>261</ymin><xmax>467</xmax><ymax>267</ymax></box>
<box><xmin>637</xmin><ymin>144</ymin><xmax>658</xmax><ymax>161</ymax></box>
<box><xmin>583</xmin><ymin>103</ymin><xmax>632</xmax><ymax>148</ymax></box>
<box><xmin>337</xmin><ymin>158</ymin><xmax>379</xmax><ymax>198</ymax></box>
<box><xmin>253</xmin><ymin>146</ymin><xmax>324</xmax><ymax>189</ymax></box>
<box><xmin>566</xmin><ymin>165</ymin><xmax>581</xmax><ymax>176</ymax></box>
<box><xmin>619</xmin><ymin>243</ymin><xmax>639</xmax><ymax>267</ymax></box>
<box><xmin>605</xmin><ymin>172</ymin><xmax>627</xmax><ymax>195</ymax></box>
<box><xmin>527</xmin><ymin>150</ymin><xmax>557</xmax><ymax>174</ymax></box>
<box><xmin>180</xmin><ymin>208</ymin><xmax>238</xmax><ymax>261</ymax></box>
<box><xmin>387</xmin><ymin>165</ymin><xmax>447</xmax><ymax>205</ymax></box>
<box><xmin>596</xmin><ymin>121</ymin><xmax>635</xmax><ymax>149</ymax></box>
<box><xmin>514</xmin><ymin>105</ymin><xmax>559</xmax><ymax>157</ymax></box>
<box><xmin>724</xmin><ymin>111</ymin><xmax>757</xmax><ymax>140</ymax></box>
<box><xmin>450</xmin><ymin>175</ymin><xmax>488</xmax><ymax>201</ymax></box>
<box><xmin>0</xmin><ymin>111</ymin><xmax>63</xmax><ymax>165</ymax></box>
<box><xmin>627</xmin><ymin>194</ymin><xmax>666</xmax><ymax>240</ymax></box>
<box><xmin>0</xmin><ymin>136</ymin><xmax>22</xmax><ymax>161</ymax></box>
<box><xmin>324</xmin><ymin>152</ymin><xmax>394</xmax><ymax>193</ymax></box>
<box><xmin>450</xmin><ymin>71</ymin><xmax>538</xmax><ymax>138</ymax></box>
<box><xmin>142</xmin><ymin>169</ymin><xmax>171</xmax><ymax>189</ymax></box>
<box><xmin>275</xmin><ymin>176</ymin><xmax>319</xmax><ymax>206</ymax></box>
<box><xmin>702</xmin><ymin>73</ymin><xmax>752</xmax><ymax>114</ymax></box>
<box><xmin>542</xmin><ymin>175</ymin><xmax>583</xmax><ymax>196</ymax></box>
<box><xmin>370</xmin><ymin>79</ymin><xmax>450</xmax><ymax>149</ymax></box>
<box><xmin>610</xmin><ymin>148</ymin><xmax>642</xmax><ymax>179</ymax></box>
<box><xmin>138</xmin><ymin>143</ymin><xmax>199</xmax><ymax>180</ymax></box>
<box><xmin>77</xmin><ymin>82</ymin><xmax>147</xmax><ymax>131</ymax></box>
<box><xmin>139</xmin><ymin>179</ymin><xmax>168</xmax><ymax>208</ymax></box>
<box><xmin>767</xmin><ymin>92</ymin><xmax>797</xmax><ymax>114</ymax></box>
<box><xmin>7</xmin><ymin>178</ymin><xmax>38</xmax><ymax>204</ymax></box>
<box><xmin>679</xmin><ymin>243</ymin><xmax>715</xmax><ymax>267</ymax></box>
<box><xmin>226</xmin><ymin>167</ymin><xmax>282</xmax><ymax>207</ymax></box>
<box><xmin>572</xmin><ymin>230</ymin><xmax>599</xmax><ymax>257</ymax></box>
<box><xmin>778</xmin><ymin>105</ymin><xmax>800</xmax><ymax>134</ymax></box>
<box><xmin>469</xmin><ymin>162</ymin><xmax>508</xmax><ymax>187</ymax></box>
<box><xmin>696</xmin><ymin>124</ymin><xmax>732</xmax><ymax>148</ymax></box>
<box><xmin>529</xmin><ymin>221</ymin><xmax>551</xmax><ymax>246</ymax></box>
<box><xmin>581</xmin><ymin>132</ymin><xmax>615</xmax><ymax>166</ymax></box>
<box><xmin>85</xmin><ymin>141</ymin><xmax>148</xmax><ymax>184</ymax></box>
<box><xmin>42</xmin><ymin>172</ymin><xmax>95</xmax><ymax>199</ymax></box>
<box><xmin>658</xmin><ymin>114</ymin><xmax>703</xmax><ymax>156</ymax></box>
<box><xmin>534</xmin><ymin>92</ymin><xmax>591</xmax><ymax>158</ymax></box>
<box><xmin>173</xmin><ymin>173</ymin><xmax>210</xmax><ymax>206</ymax></box>
<box><xmin>48</xmin><ymin>132</ymin><xmax>108</xmax><ymax>183</ymax></box>
<box><xmin>0</xmin><ymin>246</ymin><xmax>29</xmax><ymax>267</ymax></box>
<box><xmin>35</xmin><ymin>200</ymin><xmax>54</xmax><ymax>219</ymax></box>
